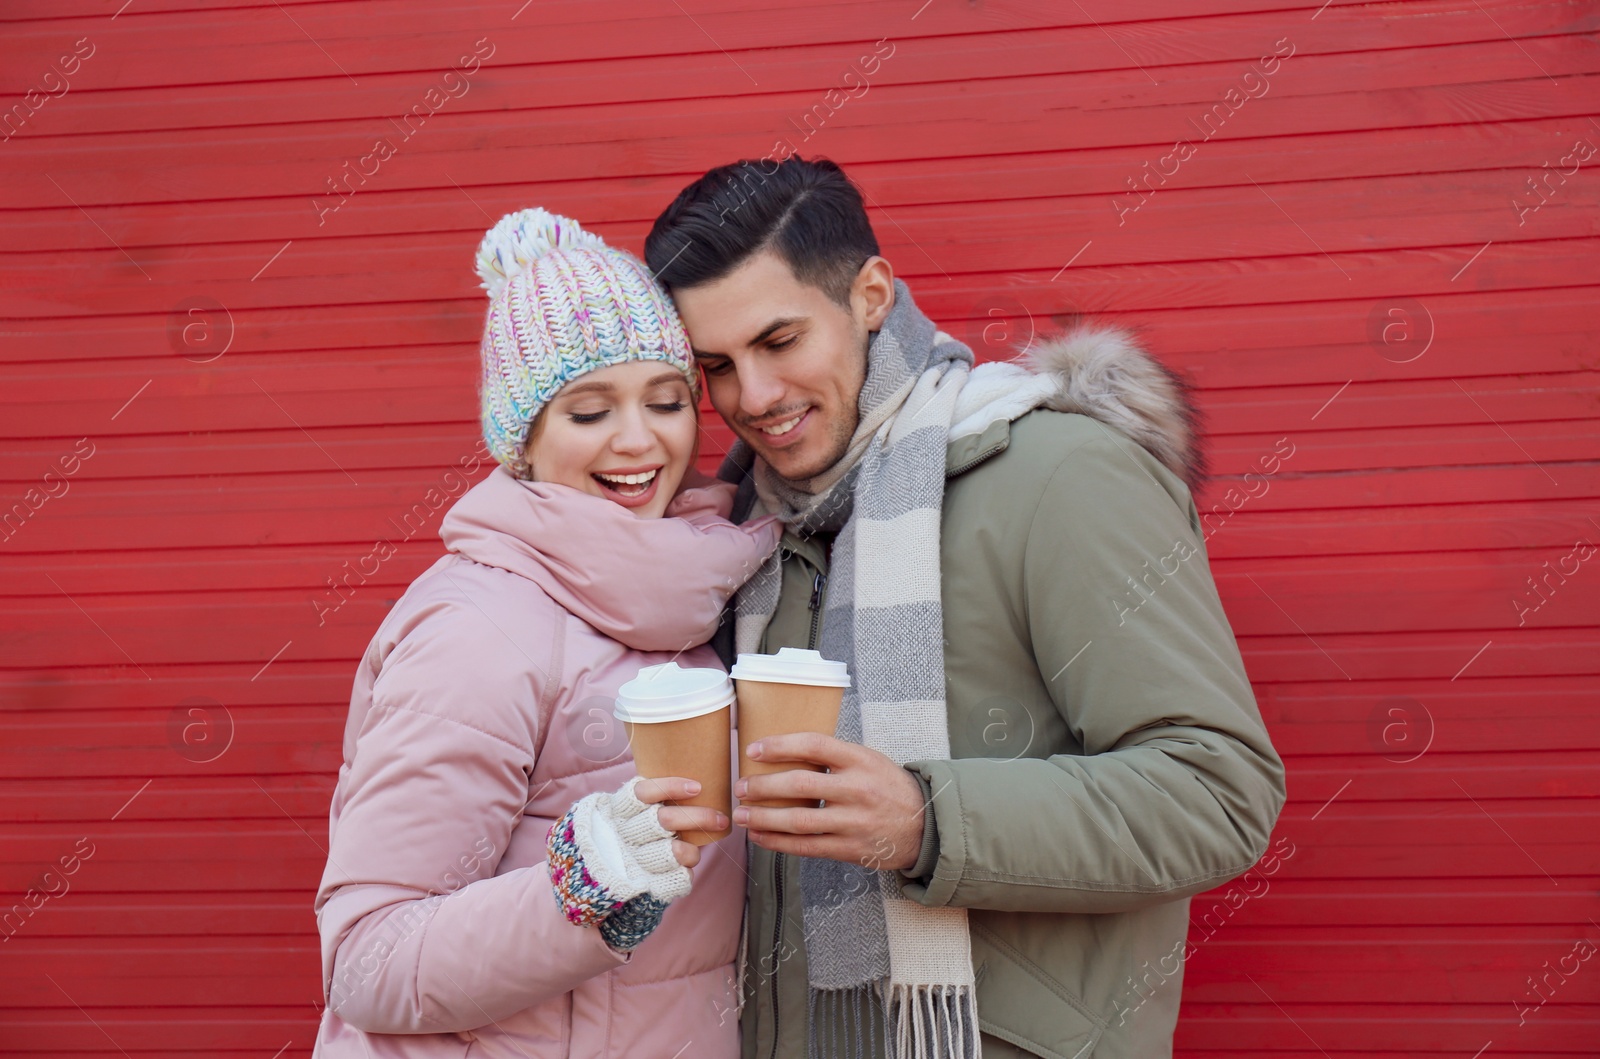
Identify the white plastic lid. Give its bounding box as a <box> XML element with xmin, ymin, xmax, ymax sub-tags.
<box><xmin>729</xmin><ymin>648</ymin><xmax>851</xmax><ymax>688</ymax></box>
<box><xmin>613</xmin><ymin>662</ymin><xmax>735</xmax><ymax>723</ymax></box>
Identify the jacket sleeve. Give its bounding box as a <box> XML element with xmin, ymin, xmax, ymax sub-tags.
<box><xmin>901</xmin><ymin>426</ymin><xmax>1286</xmax><ymax>915</ymax></box>
<box><xmin>315</xmin><ymin>591</ymin><xmax>626</xmax><ymax>1034</ymax></box>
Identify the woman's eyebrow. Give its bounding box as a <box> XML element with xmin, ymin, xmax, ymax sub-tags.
<box><xmin>557</xmin><ymin>379</ymin><xmax>614</xmax><ymax>397</ymax></box>
<box><xmin>558</xmin><ymin>370</ymin><xmax>685</xmax><ymax>398</ymax></box>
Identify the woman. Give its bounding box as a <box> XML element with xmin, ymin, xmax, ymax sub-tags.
<box><xmin>311</xmin><ymin>209</ymin><xmax>781</xmax><ymax>1057</ymax></box>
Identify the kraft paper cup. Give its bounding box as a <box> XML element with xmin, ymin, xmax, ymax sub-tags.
<box><xmin>729</xmin><ymin>648</ymin><xmax>851</xmax><ymax>810</ymax></box>
<box><xmin>614</xmin><ymin>662</ymin><xmax>734</xmax><ymax>845</ymax></box>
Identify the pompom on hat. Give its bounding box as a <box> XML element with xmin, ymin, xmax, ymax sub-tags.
<box><xmin>474</xmin><ymin>208</ymin><xmax>699</xmax><ymax>477</ymax></box>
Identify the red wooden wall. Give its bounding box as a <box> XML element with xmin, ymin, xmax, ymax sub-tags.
<box><xmin>2</xmin><ymin>1</ymin><xmax>1597</xmax><ymax>1055</ymax></box>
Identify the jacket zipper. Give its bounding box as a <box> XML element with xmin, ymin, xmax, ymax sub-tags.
<box><xmin>769</xmin><ymin>852</ymin><xmax>784</xmax><ymax>1059</ymax></box>
<box><xmin>945</xmin><ymin>441</ymin><xmax>1006</xmax><ymax>479</ymax></box>
<box><xmin>807</xmin><ymin>571</ymin><xmax>825</xmax><ymax>652</ymax></box>
<box><xmin>771</xmin><ymin>564</ymin><xmax>827</xmax><ymax>1059</ymax></box>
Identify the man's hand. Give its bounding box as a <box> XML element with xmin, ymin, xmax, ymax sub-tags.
<box><xmin>731</xmin><ymin>733</ymin><xmax>929</xmax><ymax>871</ymax></box>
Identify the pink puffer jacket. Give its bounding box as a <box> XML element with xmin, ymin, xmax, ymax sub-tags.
<box><xmin>312</xmin><ymin>464</ymin><xmax>781</xmax><ymax>1058</ymax></box>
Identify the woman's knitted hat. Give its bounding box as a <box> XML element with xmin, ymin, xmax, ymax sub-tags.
<box><xmin>474</xmin><ymin>208</ymin><xmax>699</xmax><ymax>475</ymax></box>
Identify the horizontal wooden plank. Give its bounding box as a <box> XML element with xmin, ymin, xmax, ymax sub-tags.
<box><xmin>4</xmin><ymin>458</ymin><xmax>1593</xmax><ymax>566</ymax></box>
<box><xmin>0</xmin><ymin>694</ymin><xmax>1596</xmax><ymax>785</ymax></box>
<box><xmin>4</xmin><ymin>498</ymin><xmax>1597</xmax><ymax>606</ymax></box>
<box><xmin>1234</xmin><ymin>627</ymin><xmax>1599</xmax><ymax>684</ymax></box>
<box><xmin>0</xmin><ymin>1008</ymin><xmax>325</xmax><ymax>1055</ymax></box>
<box><xmin>6</xmin><ymin>876</ymin><xmax>1597</xmax><ymax>941</ymax></box>
<box><xmin>3</xmin><ymin>290</ymin><xmax>1594</xmax><ymax>427</ymax></box>
<box><xmin>0</xmin><ymin>621</ymin><xmax>1593</xmax><ymax>699</ymax></box>
<box><xmin>1176</xmin><ymin>1004</ymin><xmax>1600</xmax><ymax>1053</ymax></box>
<box><xmin>5</xmin><ymin>935</ymin><xmax>1600</xmax><ymax>1012</ymax></box>
<box><xmin>1189</xmin><ymin>875</ymin><xmax>1600</xmax><ymax>928</ymax></box>
<box><xmin>5</xmin><ymin>535</ymin><xmax>1600</xmax><ymax>666</ymax></box>
<box><xmin>3</xmin><ymin>363</ymin><xmax>1592</xmax><ymax>471</ymax></box>
<box><xmin>5</xmin><ymin>113</ymin><xmax>1592</xmax><ymax>265</ymax></box>
<box><xmin>0</xmin><ymin>895</ymin><xmax>326</xmax><ymax>940</ymax></box>
<box><xmin>0</xmin><ymin>946</ymin><xmax>315</xmax><ymax>1009</ymax></box>
<box><xmin>0</xmin><ymin>832</ymin><xmax>327</xmax><ymax>894</ymax></box>
<box><xmin>0</xmin><ymin>0</ymin><xmax>1399</xmax><ymax>26</ymax></box>
<box><xmin>1</xmin><ymin>585</ymin><xmax>1596</xmax><ymax>681</ymax></box>
<box><xmin>1180</xmin><ymin>1053</ymin><xmax>1596</xmax><ymax>1059</ymax></box>
<box><xmin>3</xmin><ymin>0</ymin><xmax>1587</xmax><ymax>146</ymax></box>
<box><xmin>1</xmin><ymin>655</ymin><xmax>1593</xmax><ymax>715</ymax></box>
<box><xmin>4</xmin><ymin>40</ymin><xmax>1595</xmax><ymax>224</ymax></box>
<box><xmin>0</xmin><ymin>797</ymin><xmax>1593</xmax><ymax>878</ymax></box>
<box><xmin>2</xmin><ymin>0</ymin><xmax>1579</xmax><ymax>101</ymax></box>
<box><xmin>7</xmin><ymin>243</ymin><xmax>1596</xmax><ymax>368</ymax></box>
<box><xmin>9</xmin><ymin>171</ymin><xmax>1600</xmax><ymax>320</ymax></box>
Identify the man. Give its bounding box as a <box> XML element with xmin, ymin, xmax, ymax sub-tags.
<box><xmin>644</xmin><ymin>156</ymin><xmax>1285</xmax><ymax>1059</ymax></box>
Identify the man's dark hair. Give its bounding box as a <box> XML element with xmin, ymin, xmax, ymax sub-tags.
<box><xmin>644</xmin><ymin>156</ymin><xmax>880</xmax><ymax>308</ymax></box>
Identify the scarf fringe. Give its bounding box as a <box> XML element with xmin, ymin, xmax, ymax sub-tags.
<box><xmin>807</xmin><ymin>984</ymin><xmax>977</xmax><ymax>1059</ymax></box>
<box><xmin>888</xmin><ymin>982</ymin><xmax>979</xmax><ymax>1059</ymax></box>
<box><xmin>808</xmin><ymin>985</ymin><xmax>886</xmax><ymax>1059</ymax></box>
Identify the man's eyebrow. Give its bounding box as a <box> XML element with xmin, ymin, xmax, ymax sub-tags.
<box><xmin>692</xmin><ymin>316</ymin><xmax>806</xmax><ymax>359</ymax></box>
<box><xmin>750</xmin><ymin>316</ymin><xmax>804</xmax><ymax>344</ymax></box>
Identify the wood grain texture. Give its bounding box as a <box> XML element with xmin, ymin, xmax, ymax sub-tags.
<box><xmin>1</xmin><ymin>0</ymin><xmax>1597</xmax><ymax>1055</ymax></box>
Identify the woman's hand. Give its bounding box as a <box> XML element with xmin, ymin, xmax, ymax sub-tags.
<box><xmin>632</xmin><ymin>775</ymin><xmax>729</xmax><ymax>869</ymax></box>
<box><xmin>546</xmin><ymin>775</ymin><xmax>727</xmax><ymax>950</ymax></box>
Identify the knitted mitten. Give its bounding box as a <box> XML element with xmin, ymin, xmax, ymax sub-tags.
<box><xmin>546</xmin><ymin>776</ymin><xmax>693</xmax><ymax>951</ymax></box>
<box><xmin>598</xmin><ymin>893</ymin><xmax>674</xmax><ymax>952</ymax></box>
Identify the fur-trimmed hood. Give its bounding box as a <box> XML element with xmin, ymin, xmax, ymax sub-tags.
<box><xmin>949</xmin><ymin>325</ymin><xmax>1205</xmax><ymax>492</ymax></box>
<box><xmin>1022</xmin><ymin>325</ymin><xmax>1205</xmax><ymax>491</ymax></box>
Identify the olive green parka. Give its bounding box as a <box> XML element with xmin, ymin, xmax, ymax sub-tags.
<box><xmin>714</xmin><ymin>334</ymin><xmax>1285</xmax><ymax>1059</ymax></box>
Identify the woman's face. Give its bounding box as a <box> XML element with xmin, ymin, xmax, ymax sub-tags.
<box><xmin>523</xmin><ymin>360</ymin><xmax>698</xmax><ymax>519</ymax></box>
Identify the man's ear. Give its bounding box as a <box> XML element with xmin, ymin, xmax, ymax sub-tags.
<box><xmin>852</xmin><ymin>256</ymin><xmax>895</xmax><ymax>331</ymax></box>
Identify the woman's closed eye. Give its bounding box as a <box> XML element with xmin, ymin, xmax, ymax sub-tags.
<box><xmin>567</xmin><ymin>401</ymin><xmax>687</xmax><ymax>425</ymax></box>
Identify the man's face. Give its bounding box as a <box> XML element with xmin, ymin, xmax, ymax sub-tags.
<box><xmin>671</xmin><ymin>250</ymin><xmax>893</xmax><ymax>481</ymax></box>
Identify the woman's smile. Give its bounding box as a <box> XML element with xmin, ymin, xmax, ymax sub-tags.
<box><xmin>591</xmin><ymin>463</ymin><xmax>664</xmax><ymax>506</ymax></box>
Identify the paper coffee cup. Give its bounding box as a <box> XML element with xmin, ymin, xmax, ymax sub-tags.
<box><xmin>729</xmin><ymin>648</ymin><xmax>851</xmax><ymax>810</ymax></box>
<box><xmin>614</xmin><ymin>662</ymin><xmax>735</xmax><ymax>845</ymax></box>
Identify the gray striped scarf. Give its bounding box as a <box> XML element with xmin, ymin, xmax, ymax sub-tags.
<box><xmin>725</xmin><ymin>280</ymin><xmax>1063</xmax><ymax>1059</ymax></box>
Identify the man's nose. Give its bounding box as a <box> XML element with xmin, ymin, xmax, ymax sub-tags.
<box><xmin>737</xmin><ymin>361</ymin><xmax>787</xmax><ymax>419</ymax></box>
